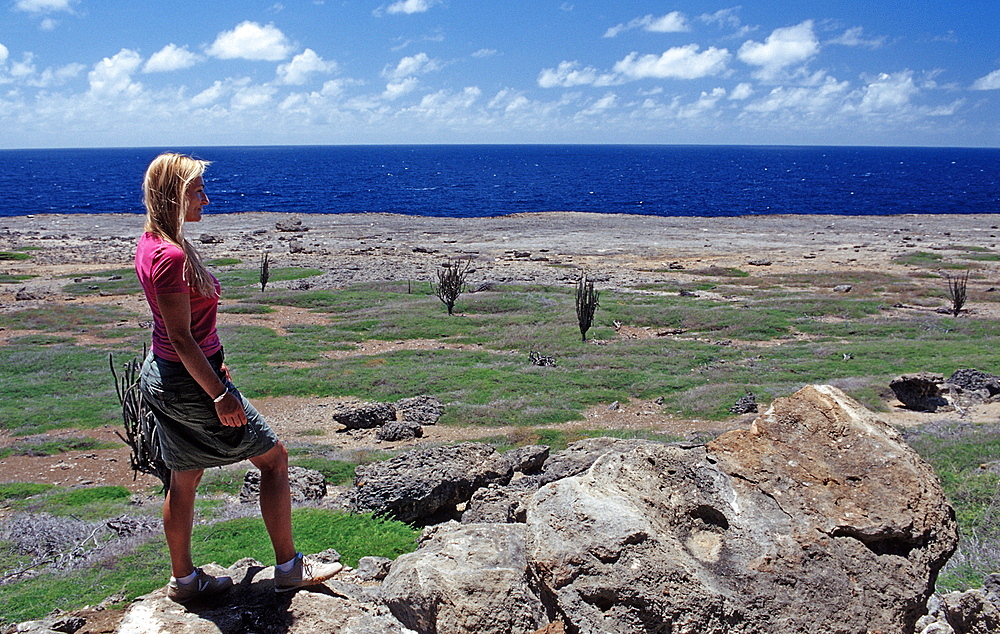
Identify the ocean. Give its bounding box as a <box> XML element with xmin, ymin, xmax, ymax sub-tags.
<box><xmin>0</xmin><ymin>145</ymin><xmax>997</xmax><ymax>219</ymax></box>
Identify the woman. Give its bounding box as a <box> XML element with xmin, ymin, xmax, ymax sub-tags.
<box><xmin>136</xmin><ymin>152</ymin><xmax>341</xmax><ymax>603</ymax></box>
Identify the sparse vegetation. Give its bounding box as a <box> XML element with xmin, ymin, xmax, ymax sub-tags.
<box><xmin>260</xmin><ymin>250</ymin><xmax>270</xmax><ymax>291</ymax></box>
<box><xmin>947</xmin><ymin>271</ymin><xmax>970</xmax><ymax>317</ymax></box>
<box><xmin>434</xmin><ymin>259</ymin><xmax>471</xmax><ymax>315</ymax></box>
<box><xmin>575</xmin><ymin>273</ymin><xmax>599</xmax><ymax>341</ymax></box>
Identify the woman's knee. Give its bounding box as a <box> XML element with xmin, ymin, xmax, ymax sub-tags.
<box><xmin>251</xmin><ymin>441</ymin><xmax>288</xmax><ymax>473</ymax></box>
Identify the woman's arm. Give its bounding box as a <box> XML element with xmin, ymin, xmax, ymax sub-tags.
<box><xmin>158</xmin><ymin>292</ymin><xmax>247</xmax><ymax>427</ymax></box>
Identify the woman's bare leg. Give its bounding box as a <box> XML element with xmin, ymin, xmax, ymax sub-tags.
<box><xmin>249</xmin><ymin>441</ymin><xmax>296</xmax><ymax>564</ymax></box>
<box><xmin>164</xmin><ymin>469</ymin><xmax>204</xmax><ymax>578</ymax></box>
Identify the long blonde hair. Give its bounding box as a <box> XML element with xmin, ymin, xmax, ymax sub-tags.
<box><xmin>142</xmin><ymin>153</ymin><xmax>217</xmax><ymax>297</ymax></box>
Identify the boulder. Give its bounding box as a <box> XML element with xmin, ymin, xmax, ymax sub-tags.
<box><xmin>376</xmin><ymin>420</ymin><xmax>423</xmax><ymax>442</ymax></box>
<box><xmin>522</xmin><ymin>385</ymin><xmax>957</xmax><ymax>634</ymax></box>
<box><xmin>353</xmin><ymin>442</ymin><xmax>513</xmax><ymax>524</ymax></box>
<box><xmin>917</xmin><ymin>575</ymin><xmax>1000</xmax><ymax>634</ymax></box>
<box><xmin>535</xmin><ymin>437</ymin><xmax>657</xmax><ymax>485</ymax></box>
<box><xmin>332</xmin><ymin>401</ymin><xmax>397</xmax><ymax>430</ymax></box>
<box><xmin>275</xmin><ymin>218</ymin><xmax>309</xmax><ymax>232</ymax></box>
<box><xmin>396</xmin><ymin>395</ymin><xmax>443</xmax><ymax>425</ymax></box>
<box><xmin>461</xmin><ymin>478</ymin><xmax>539</xmax><ymax>524</ymax></box>
<box><xmin>890</xmin><ymin>372</ymin><xmax>949</xmax><ymax>411</ymax></box>
<box><xmin>240</xmin><ymin>466</ymin><xmax>326</xmax><ymax>504</ymax></box>
<box><xmin>115</xmin><ymin>554</ymin><xmax>414</xmax><ymax>634</ymax></box>
<box><xmin>382</xmin><ymin>522</ymin><xmax>548</xmax><ymax>634</ymax></box>
<box><xmin>945</xmin><ymin>368</ymin><xmax>1000</xmax><ymax>402</ymax></box>
<box><xmin>501</xmin><ymin>444</ymin><xmax>549</xmax><ymax>475</ymax></box>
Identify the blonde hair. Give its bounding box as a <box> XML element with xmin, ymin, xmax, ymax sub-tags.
<box><xmin>142</xmin><ymin>153</ymin><xmax>217</xmax><ymax>297</ymax></box>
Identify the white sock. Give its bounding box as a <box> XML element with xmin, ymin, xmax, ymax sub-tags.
<box><xmin>276</xmin><ymin>553</ymin><xmax>301</xmax><ymax>573</ymax></box>
<box><xmin>172</xmin><ymin>570</ymin><xmax>198</xmax><ymax>585</ymax></box>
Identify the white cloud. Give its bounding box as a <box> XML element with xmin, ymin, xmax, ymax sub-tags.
<box><xmin>143</xmin><ymin>44</ymin><xmax>201</xmax><ymax>73</ymax></box>
<box><xmin>0</xmin><ymin>44</ymin><xmax>8</xmax><ymax>65</ymax></box>
<box><xmin>972</xmin><ymin>69</ymin><xmax>1000</xmax><ymax>91</ymax></box>
<box><xmin>472</xmin><ymin>49</ymin><xmax>497</xmax><ymax>58</ymax></box>
<box><xmin>206</xmin><ymin>22</ymin><xmax>293</xmax><ymax>61</ymax></box>
<box><xmin>537</xmin><ymin>61</ymin><xmax>617</xmax><ymax>88</ymax></box>
<box><xmin>744</xmin><ymin>75</ymin><xmax>849</xmax><ymax>114</ymax></box>
<box><xmin>88</xmin><ymin>48</ymin><xmax>143</xmax><ymax>96</ymax></box>
<box><xmin>385</xmin><ymin>0</ymin><xmax>438</xmax><ymax>15</ymax></box>
<box><xmin>14</xmin><ymin>0</ymin><xmax>74</xmax><ymax>13</ymax></box>
<box><xmin>384</xmin><ymin>52</ymin><xmax>441</xmax><ymax>81</ymax></box>
<box><xmin>384</xmin><ymin>77</ymin><xmax>419</xmax><ymax>99</ymax></box>
<box><xmin>40</xmin><ymin>18</ymin><xmax>57</xmax><ymax>30</ymax></box>
<box><xmin>738</xmin><ymin>20</ymin><xmax>819</xmax><ymax>81</ymax></box>
<box><xmin>409</xmin><ymin>86</ymin><xmax>481</xmax><ymax>116</ymax></box>
<box><xmin>581</xmin><ymin>92</ymin><xmax>617</xmax><ymax>115</ymax></box>
<box><xmin>858</xmin><ymin>71</ymin><xmax>919</xmax><ymax>112</ymax></box>
<box><xmin>699</xmin><ymin>7</ymin><xmax>742</xmax><ymax>29</ymax></box>
<box><xmin>647</xmin><ymin>12</ymin><xmax>690</xmax><ymax>33</ymax></box>
<box><xmin>829</xmin><ymin>27</ymin><xmax>886</xmax><ymax>49</ymax></box>
<box><xmin>27</xmin><ymin>62</ymin><xmax>84</xmax><ymax>87</ymax></box>
<box><xmin>614</xmin><ymin>45</ymin><xmax>731</xmax><ymax>80</ymax></box>
<box><xmin>231</xmin><ymin>84</ymin><xmax>277</xmax><ymax>110</ymax></box>
<box><xmin>10</xmin><ymin>53</ymin><xmax>36</xmax><ymax>79</ymax></box>
<box><xmin>604</xmin><ymin>12</ymin><xmax>689</xmax><ymax>38</ymax></box>
<box><xmin>729</xmin><ymin>82</ymin><xmax>754</xmax><ymax>100</ymax></box>
<box><xmin>277</xmin><ymin>48</ymin><xmax>336</xmax><ymax>85</ymax></box>
<box><xmin>678</xmin><ymin>87</ymin><xmax>726</xmax><ymax>118</ymax></box>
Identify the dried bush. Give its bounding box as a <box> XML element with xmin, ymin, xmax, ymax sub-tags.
<box><xmin>575</xmin><ymin>273</ymin><xmax>600</xmax><ymax>341</ymax></box>
<box><xmin>947</xmin><ymin>271</ymin><xmax>969</xmax><ymax>317</ymax></box>
<box><xmin>434</xmin><ymin>259</ymin><xmax>472</xmax><ymax>315</ymax></box>
<box><xmin>109</xmin><ymin>351</ymin><xmax>171</xmax><ymax>492</ymax></box>
<box><xmin>260</xmin><ymin>250</ymin><xmax>271</xmax><ymax>292</ymax></box>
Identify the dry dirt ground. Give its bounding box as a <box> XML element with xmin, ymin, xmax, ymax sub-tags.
<box><xmin>3</xmin><ymin>211</ymin><xmax>1000</xmax><ymax>492</ymax></box>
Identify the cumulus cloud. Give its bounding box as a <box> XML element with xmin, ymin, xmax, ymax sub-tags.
<box><xmin>537</xmin><ymin>61</ymin><xmax>617</xmax><ymax>88</ymax></box>
<box><xmin>207</xmin><ymin>22</ymin><xmax>293</xmax><ymax>61</ymax></box>
<box><xmin>581</xmin><ymin>92</ymin><xmax>617</xmax><ymax>115</ymax></box>
<box><xmin>383</xmin><ymin>52</ymin><xmax>441</xmax><ymax>81</ymax></box>
<box><xmin>972</xmin><ymin>69</ymin><xmax>1000</xmax><ymax>91</ymax></box>
<box><xmin>604</xmin><ymin>12</ymin><xmax>689</xmax><ymax>38</ymax></box>
<box><xmin>738</xmin><ymin>20</ymin><xmax>819</xmax><ymax>81</ymax></box>
<box><xmin>678</xmin><ymin>87</ymin><xmax>726</xmax><ymax>118</ymax></box>
<box><xmin>384</xmin><ymin>0</ymin><xmax>438</xmax><ymax>15</ymax></box>
<box><xmin>14</xmin><ymin>0</ymin><xmax>74</xmax><ymax>13</ymax></box>
<box><xmin>858</xmin><ymin>71</ymin><xmax>919</xmax><ymax>112</ymax></box>
<box><xmin>743</xmin><ymin>75</ymin><xmax>850</xmax><ymax>114</ymax></box>
<box><xmin>472</xmin><ymin>49</ymin><xmax>497</xmax><ymax>58</ymax></box>
<box><xmin>0</xmin><ymin>43</ymin><xmax>8</xmax><ymax>65</ymax></box>
<box><xmin>277</xmin><ymin>48</ymin><xmax>336</xmax><ymax>85</ymax></box>
<box><xmin>614</xmin><ymin>45</ymin><xmax>731</xmax><ymax>80</ymax></box>
<box><xmin>28</xmin><ymin>62</ymin><xmax>84</xmax><ymax>87</ymax></box>
<box><xmin>143</xmin><ymin>44</ymin><xmax>201</xmax><ymax>73</ymax></box>
<box><xmin>729</xmin><ymin>82</ymin><xmax>754</xmax><ymax>100</ymax></box>
<box><xmin>384</xmin><ymin>77</ymin><xmax>419</xmax><ymax>99</ymax></box>
<box><xmin>88</xmin><ymin>49</ymin><xmax>143</xmax><ymax>96</ymax></box>
<box><xmin>40</xmin><ymin>18</ymin><xmax>57</xmax><ymax>30</ymax></box>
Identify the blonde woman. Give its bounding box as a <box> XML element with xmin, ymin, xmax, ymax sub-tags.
<box><xmin>136</xmin><ymin>152</ymin><xmax>341</xmax><ymax>603</ymax></box>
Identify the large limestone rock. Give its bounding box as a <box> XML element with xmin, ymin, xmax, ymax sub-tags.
<box><xmin>353</xmin><ymin>442</ymin><xmax>512</xmax><ymax>524</ymax></box>
<box><xmin>382</xmin><ymin>522</ymin><xmax>547</xmax><ymax>633</ymax></box>
<box><xmin>524</xmin><ymin>385</ymin><xmax>958</xmax><ymax>634</ymax></box>
<box><xmin>115</xmin><ymin>557</ymin><xmax>414</xmax><ymax>634</ymax></box>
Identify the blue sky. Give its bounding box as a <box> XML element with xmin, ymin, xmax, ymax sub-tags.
<box><xmin>1</xmin><ymin>0</ymin><xmax>998</xmax><ymax>148</ymax></box>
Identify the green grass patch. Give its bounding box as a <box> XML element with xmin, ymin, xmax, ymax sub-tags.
<box><xmin>0</xmin><ymin>436</ymin><xmax>118</xmax><ymax>460</ymax></box>
<box><xmin>0</xmin><ymin>482</ymin><xmax>55</xmax><ymax>502</ymax></box>
<box><xmin>892</xmin><ymin>251</ymin><xmax>968</xmax><ymax>270</ymax></box>
<box><xmin>207</xmin><ymin>257</ymin><xmax>242</xmax><ymax>266</ymax></box>
<box><xmin>289</xmin><ymin>457</ymin><xmax>358</xmax><ymax>486</ymax></box>
<box><xmin>216</xmin><ymin>266</ymin><xmax>323</xmax><ymax>289</ymax></box>
<box><xmin>0</xmin><ymin>304</ymin><xmax>131</xmax><ymax>331</ymax></box>
<box><xmin>62</xmin><ymin>269</ymin><xmax>141</xmax><ymax>296</ymax></box>
<box><xmin>905</xmin><ymin>423</ymin><xmax>1000</xmax><ymax>591</ymax></box>
<box><xmin>199</xmin><ymin>468</ymin><xmax>246</xmax><ymax>496</ymax></box>
<box><xmin>0</xmin><ymin>273</ymin><xmax>34</xmax><ymax>284</ymax></box>
<box><xmin>0</xmin><ymin>251</ymin><xmax>31</xmax><ymax>261</ymax></box>
<box><xmin>219</xmin><ymin>303</ymin><xmax>275</xmax><ymax>314</ymax></box>
<box><xmin>0</xmin><ymin>508</ymin><xmax>418</xmax><ymax>624</ymax></box>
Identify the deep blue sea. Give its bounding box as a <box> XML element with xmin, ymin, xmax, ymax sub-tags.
<box><xmin>0</xmin><ymin>145</ymin><xmax>997</xmax><ymax>219</ymax></box>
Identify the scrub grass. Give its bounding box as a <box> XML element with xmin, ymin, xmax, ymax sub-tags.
<box><xmin>62</xmin><ymin>269</ymin><xmax>141</xmax><ymax>296</ymax></box>
<box><xmin>904</xmin><ymin>423</ymin><xmax>1000</xmax><ymax>592</ymax></box>
<box><xmin>0</xmin><ymin>508</ymin><xmax>417</xmax><ymax>625</ymax></box>
<box><xmin>0</xmin><ymin>436</ymin><xmax>117</xmax><ymax>460</ymax></box>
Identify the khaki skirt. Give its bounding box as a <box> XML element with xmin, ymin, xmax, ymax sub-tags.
<box><xmin>138</xmin><ymin>350</ymin><xmax>277</xmax><ymax>472</ymax></box>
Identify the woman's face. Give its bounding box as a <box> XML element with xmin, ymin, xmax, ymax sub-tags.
<box><xmin>184</xmin><ymin>176</ymin><xmax>210</xmax><ymax>222</ymax></box>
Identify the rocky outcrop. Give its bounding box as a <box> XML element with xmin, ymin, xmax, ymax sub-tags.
<box><xmin>352</xmin><ymin>442</ymin><xmax>512</xmax><ymax>524</ymax></box>
<box><xmin>891</xmin><ymin>371</ymin><xmax>949</xmax><ymax>411</ymax></box>
<box><xmin>44</xmin><ymin>386</ymin><xmax>961</xmax><ymax>634</ymax></box>
<box><xmin>332</xmin><ymin>401</ymin><xmax>397</xmax><ymax>430</ymax></box>
<box><xmin>917</xmin><ymin>574</ymin><xmax>1000</xmax><ymax>633</ymax></box>
<box><xmin>240</xmin><ymin>465</ymin><xmax>326</xmax><ymax>504</ymax></box>
<box><xmin>395</xmin><ymin>395</ymin><xmax>443</xmax><ymax>426</ymax></box>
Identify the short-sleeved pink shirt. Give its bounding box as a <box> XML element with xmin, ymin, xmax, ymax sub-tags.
<box><xmin>135</xmin><ymin>232</ymin><xmax>222</xmax><ymax>362</ymax></box>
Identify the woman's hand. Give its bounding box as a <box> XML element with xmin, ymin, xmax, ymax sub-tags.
<box><xmin>215</xmin><ymin>390</ymin><xmax>248</xmax><ymax>427</ymax></box>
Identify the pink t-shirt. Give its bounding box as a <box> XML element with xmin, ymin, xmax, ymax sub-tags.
<box><xmin>135</xmin><ymin>232</ymin><xmax>222</xmax><ymax>362</ymax></box>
